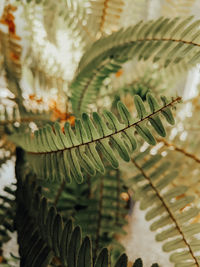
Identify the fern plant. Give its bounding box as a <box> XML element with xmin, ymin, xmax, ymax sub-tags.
<box><xmin>1</xmin><ymin>1</ymin><xmax>200</xmax><ymax>266</ymax></box>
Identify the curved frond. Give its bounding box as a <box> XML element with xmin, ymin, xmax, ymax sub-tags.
<box><xmin>71</xmin><ymin>17</ymin><xmax>200</xmax><ymax>114</ymax></box>
<box><xmin>130</xmin><ymin>150</ymin><xmax>200</xmax><ymax>267</ymax></box>
<box><xmin>15</xmin><ymin>148</ymin><xmax>157</xmax><ymax>267</ymax></box>
<box><xmin>42</xmin><ymin>0</ymin><xmax>95</xmax><ymax>47</ymax></box>
<box><xmin>10</xmin><ymin>94</ymin><xmax>179</xmax><ymax>183</ymax></box>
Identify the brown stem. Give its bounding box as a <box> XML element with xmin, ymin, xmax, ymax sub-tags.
<box><xmin>157</xmin><ymin>138</ymin><xmax>200</xmax><ymax>164</ymax></box>
<box><xmin>54</xmin><ymin>180</ymin><xmax>65</xmax><ymax>206</ymax></box>
<box><xmin>94</xmin><ymin>175</ymin><xmax>104</xmax><ymax>258</ymax></box>
<box><xmin>131</xmin><ymin>158</ymin><xmax>199</xmax><ymax>266</ymax></box>
<box><xmin>99</xmin><ymin>0</ymin><xmax>109</xmax><ymax>34</ymax></box>
<box><xmin>28</xmin><ymin>97</ymin><xmax>181</xmax><ymax>155</ymax></box>
<box><xmin>115</xmin><ymin>170</ymin><xmax>120</xmax><ymax>224</ymax></box>
<box><xmin>0</xmin><ymin>116</ymin><xmax>50</xmax><ymax>126</ymax></box>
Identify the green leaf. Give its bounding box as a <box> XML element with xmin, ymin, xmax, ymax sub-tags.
<box><xmin>77</xmin><ymin>236</ymin><xmax>92</xmax><ymax>267</ymax></box>
<box><xmin>117</xmin><ymin>101</ymin><xmax>134</xmax><ymax>126</ymax></box>
<box><xmin>148</xmin><ymin>116</ymin><xmax>166</xmax><ymax>137</ymax></box>
<box><xmin>160</xmin><ymin>96</ymin><xmax>175</xmax><ymax>125</ymax></box>
<box><xmin>93</xmin><ymin>112</ymin><xmax>112</xmax><ymax>137</ymax></box>
<box><xmin>94</xmin><ymin>248</ymin><xmax>109</xmax><ymax>267</ymax></box>
<box><xmin>52</xmin><ymin>214</ymin><xmax>63</xmax><ymax>257</ymax></box>
<box><xmin>114</xmin><ymin>253</ymin><xmax>128</xmax><ymax>267</ymax></box>
<box><xmin>133</xmin><ymin>258</ymin><xmax>143</xmax><ymax>267</ymax></box>
<box><xmin>60</xmin><ymin>220</ymin><xmax>73</xmax><ymax>266</ymax></box>
<box><xmin>67</xmin><ymin>226</ymin><xmax>82</xmax><ymax>267</ymax></box>
<box><xmin>147</xmin><ymin>93</ymin><xmax>160</xmax><ymax>113</ymax></box>
<box><xmin>135</xmin><ymin>125</ymin><xmax>156</xmax><ymax>145</ymax></box>
<box><xmin>134</xmin><ymin>95</ymin><xmax>148</xmax><ymax>119</ymax></box>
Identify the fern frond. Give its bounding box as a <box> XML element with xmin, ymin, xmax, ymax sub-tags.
<box><xmin>71</xmin><ymin>17</ymin><xmax>200</xmax><ymax>114</ymax></box>
<box><xmin>15</xmin><ymin>148</ymin><xmax>157</xmax><ymax>267</ymax></box>
<box><xmin>130</xmin><ymin>151</ymin><xmax>200</xmax><ymax>266</ymax></box>
<box><xmin>38</xmin><ymin>178</ymin><xmax>91</xmax><ymax>222</ymax></box>
<box><xmin>157</xmin><ymin>138</ymin><xmax>200</xmax><ymax>164</ymax></box>
<box><xmin>75</xmin><ymin>167</ymin><xmax>128</xmax><ymax>259</ymax></box>
<box><xmin>41</xmin><ymin>0</ymin><xmax>95</xmax><ymax>47</ymax></box>
<box><xmin>0</xmin><ymin>186</ymin><xmax>15</xmax><ymax>250</ymax></box>
<box><xmin>10</xmin><ymin>94</ymin><xmax>179</xmax><ymax>183</ymax></box>
<box><xmin>0</xmin><ymin>30</ymin><xmax>22</xmax><ymax>82</ymax></box>
<box><xmin>87</xmin><ymin>0</ymin><xmax>125</xmax><ymax>37</ymax></box>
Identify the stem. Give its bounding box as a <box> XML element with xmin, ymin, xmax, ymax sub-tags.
<box><xmin>94</xmin><ymin>175</ymin><xmax>104</xmax><ymax>258</ymax></box>
<box><xmin>0</xmin><ymin>116</ymin><xmax>50</xmax><ymax>126</ymax></box>
<box><xmin>115</xmin><ymin>170</ymin><xmax>120</xmax><ymax>225</ymax></box>
<box><xmin>99</xmin><ymin>0</ymin><xmax>109</xmax><ymax>34</ymax></box>
<box><xmin>131</xmin><ymin>158</ymin><xmax>199</xmax><ymax>266</ymax></box>
<box><xmin>157</xmin><ymin>138</ymin><xmax>200</xmax><ymax>164</ymax></box>
<box><xmin>54</xmin><ymin>180</ymin><xmax>65</xmax><ymax>206</ymax></box>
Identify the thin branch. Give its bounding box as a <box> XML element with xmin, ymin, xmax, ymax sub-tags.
<box><xmin>157</xmin><ymin>138</ymin><xmax>200</xmax><ymax>164</ymax></box>
<box><xmin>28</xmin><ymin>97</ymin><xmax>181</xmax><ymax>155</ymax></box>
<box><xmin>94</xmin><ymin>175</ymin><xmax>104</xmax><ymax>258</ymax></box>
<box><xmin>54</xmin><ymin>180</ymin><xmax>65</xmax><ymax>206</ymax></box>
<box><xmin>99</xmin><ymin>0</ymin><xmax>109</xmax><ymax>34</ymax></box>
<box><xmin>98</xmin><ymin>0</ymin><xmax>124</xmax><ymax>35</ymax></box>
<box><xmin>131</xmin><ymin>158</ymin><xmax>199</xmax><ymax>266</ymax></box>
<box><xmin>0</xmin><ymin>116</ymin><xmax>50</xmax><ymax>126</ymax></box>
<box><xmin>115</xmin><ymin>169</ymin><xmax>120</xmax><ymax>225</ymax></box>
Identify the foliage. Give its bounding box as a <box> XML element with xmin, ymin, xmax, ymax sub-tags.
<box><xmin>15</xmin><ymin>148</ymin><xmax>157</xmax><ymax>267</ymax></box>
<box><xmin>1</xmin><ymin>1</ymin><xmax>200</xmax><ymax>267</ymax></box>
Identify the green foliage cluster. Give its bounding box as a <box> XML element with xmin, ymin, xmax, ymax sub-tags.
<box><xmin>1</xmin><ymin>1</ymin><xmax>200</xmax><ymax>266</ymax></box>
<box><xmin>14</xmin><ymin>148</ymin><xmax>158</xmax><ymax>267</ymax></box>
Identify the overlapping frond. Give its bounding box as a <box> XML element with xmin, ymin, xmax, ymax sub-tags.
<box><xmin>38</xmin><ymin>178</ymin><xmax>91</xmax><ymax>222</ymax></box>
<box><xmin>75</xmin><ymin>167</ymin><xmax>129</xmax><ymax>259</ymax></box>
<box><xmin>15</xmin><ymin>148</ymin><xmax>157</xmax><ymax>267</ymax></box>
<box><xmin>0</xmin><ymin>30</ymin><xmax>21</xmax><ymax>82</ymax></box>
<box><xmin>9</xmin><ymin>94</ymin><xmax>179</xmax><ymax>183</ymax></box>
<box><xmin>71</xmin><ymin>17</ymin><xmax>200</xmax><ymax>114</ymax></box>
<box><xmin>42</xmin><ymin>0</ymin><xmax>95</xmax><ymax>48</ymax></box>
<box><xmin>130</xmin><ymin>150</ymin><xmax>200</xmax><ymax>267</ymax></box>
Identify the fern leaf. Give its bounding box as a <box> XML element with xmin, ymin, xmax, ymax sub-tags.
<box><xmin>15</xmin><ymin>151</ymin><xmax>157</xmax><ymax>266</ymax></box>
<box><xmin>67</xmin><ymin>226</ymin><xmax>82</xmax><ymax>267</ymax></box>
<box><xmin>0</xmin><ymin>186</ymin><xmax>15</xmax><ymax>249</ymax></box>
<box><xmin>94</xmin><ymin>248</ymin><xmax>109</xmax><ymax>267</ymax></box>
<box><xmin>131</xmin><ymin>151</ymin><xmax>200</xmax><ymax>266</ymax></box>
<box><xmin>87</xmin><ymin>0</ymin><xmax>125</xmax><ymax>37</ymax></box>
<box><xmin>77</xmin><ymin>236</ymin><xmax>92</xmax><ymax>267</ymax></box>
<box><xmin>75</xmin><ymin>167</ymin><xmax>128</xmax><ymax>258</ymax></box>
<box><xmin>114</xmin><ymin>253</ymin><xmax>128</xmax><ymax>267</ymax></box>
<box><xmin>9</xmin><ymin>94</ymin><xmax>179</xmax><ymax>183</ymax></box>
<box><xmin>71</xmin><ymin>17</ymin><xmax>200</xmax><ymax>114</ymax></box>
